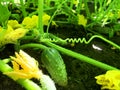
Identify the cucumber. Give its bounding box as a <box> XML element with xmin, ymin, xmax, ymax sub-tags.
<box><xmin>41</xmin><ymin>48</ymin><xmax>67</xmax><ymax>86</ymax></box>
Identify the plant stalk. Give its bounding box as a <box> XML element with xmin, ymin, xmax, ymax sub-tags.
<box><xmin>20</xmin><ymin>43</ymin><xmax>48</xmax><ymax>50</ymax></box>
<box><xmin>38</xmin><ymin>0</ymin><xmax>44</xmax><ymax>34</ymax></box>
<box><xmin>44</xmin><ymin>42</ymin><xmax>119</xmax><ymax>70</ymax></box>
<box><xmin>20</xmin><ymin>0</ymin><xmax>27</xmax><ymax>17</ymax></box>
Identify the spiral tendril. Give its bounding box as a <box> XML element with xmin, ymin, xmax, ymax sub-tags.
<box><xmin>41</xmin><ymin>35</ymin><xmax>97</xmax><ymax>44</ymax></box>
<box><xmin>65</xmin><ymin>38</ymin><xmax>89</xmax><ymax>44</ymax></box>
<box><xmin>41</xmin><ymin>35</ymin><xmax>120</xmax><ymax>50</ymax></box>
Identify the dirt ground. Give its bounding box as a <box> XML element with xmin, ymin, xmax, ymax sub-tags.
<box><xmin>0</xmin><ymin>24</ymin><xmax>120</xmax><ymax>90</ymax></box>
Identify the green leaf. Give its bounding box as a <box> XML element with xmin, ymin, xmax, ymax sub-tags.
<box><xmin>0</xmin><ymin>3</ymin><xmax>11</xmax><ymax>24</ymax></box>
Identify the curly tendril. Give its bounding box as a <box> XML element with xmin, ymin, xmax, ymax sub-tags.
<box><xmin>41</xmin><ymin>35</ymin><xmax>120</xmax><ymax>50</ymax></box>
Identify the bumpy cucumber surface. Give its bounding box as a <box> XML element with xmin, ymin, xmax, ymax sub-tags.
<box><xmin>41</xmin><ymin>48</ymin><xmax>67</xmax><ymax>86</ymax></box>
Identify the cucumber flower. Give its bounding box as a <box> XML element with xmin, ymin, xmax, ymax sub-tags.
<box><xmin>77</xmin><ymin>14</ymin><xmax>87</xmax><ymax>27</ymax></box>
<box><xmin>95</xmin><ymin>70</ymin><xmax>120</xmax><ymax>90</ymax></box>
<box><xmin>0</xmin><ymin>25</ymin><xmax>28</xmax><ymax>48</ymax></box>
<box><xmin>22</xmin><ymin>15</ymin><xmax>38</xmax><ymax>29</ymax></box>
<box><xmin>3</xmin><ymin>50</ymin><xmax>57</xmax><ymax>90</ymax></box>
<box><xmin>7</xmin><ymin>20</ymin><xmax>21</xmax><ymax>29</ymax></box>
<box><xmin>4</xmin><ymin>50</ymin><xmax>42</xmax><ymax>80</ymax></box>
<box><xmin>22</xmin><ymin>14</ymin><xmax>57</xmax><ymax>29</ymax></box>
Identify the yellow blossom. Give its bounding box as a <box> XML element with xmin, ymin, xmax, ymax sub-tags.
<box><xmin>22</xmin><ymin>14</ymin><xmax>57</xmax><ymax>29</ymax></box>
<box><xmin>77</xmin><ymin>14</ymin><xmax>87</xmax><ymax>27</ymax></box>
<box><xmin>0</xmin><ymin>25</ymin><xmax>14</xmax><ymax>46</ymax></box>
<box><xmin>7</xmin><ymin>20</ymin><xmax>21</xmax><ymax>29</ymax></box>
<box><xmin>95</xmin><ymin>70</ymin><xmax>120</xmax><ymax>90</ymax></box>
<box><xmin>43</xmin><ymin>13</ymin><xmax>58</xmax><ymax>27</ymax></box>
<box><xmin>43</xmin><ymin>13</ymin><xmax>50</xmax><ymax>26</ymax></box>
<box><xmin>5</xmin><ymin>27</ymin><xmax>28</xmax><ymax>42</ymax></box>
<box><xmin>22</xmin><ymin>15</ymin><xmax>38</xmax><ymax>29</ymax></box>
<box><xmin>0</xmin><ymin>25</ymin><xmax>28</xmax><ymax>47</ymax></box>
<box><xmin>4</xmin><ymin>50</ymin><xmax>42</xmax><ymax>80</ymax></box>
<box><xmin>43</xmin><ymin>13</ymin><xmax>58</xmax><ymax>26</ymax></box>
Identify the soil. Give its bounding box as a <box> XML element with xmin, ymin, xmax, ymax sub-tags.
<box><xmin>0</xmin><ymin>24</ymin><xmax>120</xmax><ymax>90</ymax></box>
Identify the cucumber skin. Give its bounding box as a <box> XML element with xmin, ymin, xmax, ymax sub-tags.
<box><xmin>41</xmin><ymin>48</ymin><xmax>67</xmax><ymax>86</ymax></box>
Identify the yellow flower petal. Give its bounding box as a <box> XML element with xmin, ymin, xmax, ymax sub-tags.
<box><xmin>77</xmin><ymin>14</ymin><xmax>87</xmax><ymax>27</ymax></box>
<box><xmin>12</xmin><ymin>61</ymin><xmax>19</xmax><ymax>71</ymax></box>
<box><xmin>5</xmin><ymin>28</ymin><xmax>28</xmax><ymax>43</ymax></box>
<box><xmin>0</xmin><ymin>25</ymin><xmax>27</xmax><ymax>47</ymax></box>
<box><xmin>4</xmin><ymin>50</ymin><xmax>43</xmax><ymax>80</ymax></box>
<box><xmin>22</xmin><ymin>15</ymin><xmax>38</xmax><ymax>29</ymax></box>
<box><xmin>5</xmin><ymin>71</ymin><xmax>29</xmax><ymax>80</ymax></box>
<box><xmin>95</xmin><ymin>70</ymin><xmax>120</xmax><ymax>90</ymax></box>
<box><xmin>43</xmin><ymin>13</ymin><xmax>50</xmax><ymax>26</ymax></box>
<box><xmin>22</xmin><ymin>14</ymin><xmax>57</xmax><ymax>29</ymax></box>
<box><xmin>8</xmin><ymin>20</ymin><xmax>21</xmax><ymax>29</ymax></box>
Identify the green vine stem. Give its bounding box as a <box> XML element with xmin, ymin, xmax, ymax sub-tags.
<box><xmin>76</xmin><ymin>0</ymin><xmax>82</xmax><ymax>14</ymax></box>
<box><xmin>20</xmin><ymin>43</ymin><xmax>49</xmax><ymax>50</ymax></box>
<box><xmin>20</xmin><ymin>43</ymin><xmax>118</xmax><ymax>70</ymax></box>
<box><xmin>44</xmin><ymin>41</ymin><xmax>118</xmax><ymax>70</ymax></box>
<box><xmin>91</xmin><ymin>35</ymin><xmax>120</xmax><ymax>49</ymax></box>
<box><xmin>0</xmin><ymin>60</ymin><xmax>41</xmax><ymax>90</ymax></box>
<box><xmin>38</xmin><ymin>0</ymin><xmax>44</xmax><ymax>34</ymax></box>
<box><xmin>20</xmin><ymin>0</ymin><xmax>27</xmax><ymax>17</ymax></box>
<box><xmin>46</xmin><ymin>0</ymin><xmax>67</xmax><ymax>33</ymax></box>
<box><xmin>84</xmin><ymin>0</ymin><xmax>90</xmax><ymax>18</ymax></box>
<box><xmin>17</xmin><ymin>79</ymin><xmax>41</xmax><ymax>90</ymax></box>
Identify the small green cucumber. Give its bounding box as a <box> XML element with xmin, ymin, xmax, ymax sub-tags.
<box><xmin>41</xmin><ymin>48</ymin><xmax>67</xmax><ymax>86</ymax></box>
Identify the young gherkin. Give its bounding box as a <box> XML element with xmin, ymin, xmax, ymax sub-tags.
<box><xmin>41</xmin><ymin>48</ymin><xmax>68</xmax><ymax>86</ymax></box>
